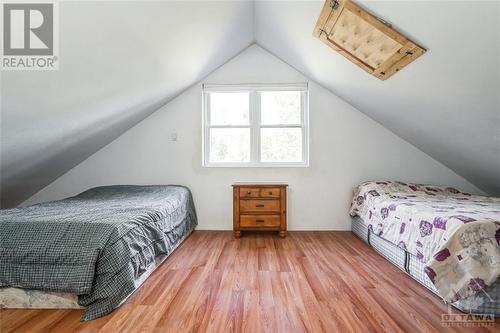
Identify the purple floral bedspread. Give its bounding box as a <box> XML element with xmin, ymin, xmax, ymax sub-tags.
<box><xmin>350</xmin><ymin>181</ymin><xmax>500</xmax><ymax>302</ymax></box>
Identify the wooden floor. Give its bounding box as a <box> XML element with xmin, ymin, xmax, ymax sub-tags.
<box><xmin>1</xmin><ymin>231</ymin><xmax>498</xmax><ymax>333</ymax></box>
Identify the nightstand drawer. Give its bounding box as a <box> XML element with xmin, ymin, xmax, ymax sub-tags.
<box><xmin>260</xmin><ymin>188</ymin><xmax>281</xmax><ymax>198</ymax></box>
<box><xmin>240</xmin><ymin>188</ymin><xmax>260</xmax><ymax>198</ymax></box>
<box><xmin>240</xmin><ymin>199</ymin><xmax>280</xmax><ymax>212</ymax></box>
<box><xmin>240</xmin><ymin>215</ymin><xmax>280</xmax><ymax>228</ymax></box>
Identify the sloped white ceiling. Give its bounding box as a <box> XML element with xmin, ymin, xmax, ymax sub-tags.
<box><xmin>1</xmin><ymin>0</ymin><xmax>254</xmax><ymax>207</ymax></box>
<box><xmin>2</xmin><ymin>0</ymin><xmax>499</xmax><ymax>207</ymax></box>
<box><xmin>255</xmin><ymin>0</ymin><xmax>500</xmax><ymax>194</ymax></box>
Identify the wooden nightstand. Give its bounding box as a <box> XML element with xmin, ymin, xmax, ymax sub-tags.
<box><xmin>232</xmin><ymin>183</ymin><xmax>287</xmax><ymax>238</ymax></box>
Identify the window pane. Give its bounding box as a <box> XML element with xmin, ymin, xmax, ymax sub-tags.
<box><xmin>261</xmin><ymin>91</ymin><xmax>301</xmax><ymax>125</ymax></box>
<box><xmin>209</xmin><ymin>128</ymin><xmax>250</xmax><ymax>163</ymax></box>
<box><xmin>209</xmin><ymin>92</ymin><xmax>249</xmax><ymax>125</ymax></box>
<box><xmin>260</xmin><ymin>128</ymin><xmax>302</xmax><ymax>163</ymax></box>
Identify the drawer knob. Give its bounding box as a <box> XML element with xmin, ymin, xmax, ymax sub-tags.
<box><xmin>268</xmin><ymin>191</ymin><xmax>273</xmax><ymax>195</ymax></box>
<box><xmin>247</xmin><ymin>191</ymin><xmax>251</xmax><ymax>195</ymax></box>
<box><xmin>256</xmin><ymin>204</ymin><xmax>264</xmax><ymax>208</ymax></box>
<box><xmin>256</xmin><ymin>219</ymin><xmax>264</xmax><ymax>223</ymax></box>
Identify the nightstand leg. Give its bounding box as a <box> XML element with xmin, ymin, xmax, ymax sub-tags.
<box><xmin>234</xmin><ymin>230</ymin><xmax>241</xmax><ymax>238</ymax></box>
<box><xmin>279</xmin><ymin>230</ymin><xmax>286</xmax><ymax>238</ymax></box>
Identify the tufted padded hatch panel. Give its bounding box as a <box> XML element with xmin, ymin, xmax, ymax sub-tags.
<box><xmin>313</xmin><ymin>0</ymin><xmax>426</xmax><ymax>80</ymax></box>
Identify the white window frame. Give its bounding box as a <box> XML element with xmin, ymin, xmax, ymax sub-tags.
<box><xmin>202</xmin><ymin>83</ymin><xmax>309</xmax><ymax>167</ymax></box>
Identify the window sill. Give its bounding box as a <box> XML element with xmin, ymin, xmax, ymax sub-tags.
<box><xmin>202</xmin><ymin>163</ymin><xmax>309</xmax><ymax>168</ymax></box>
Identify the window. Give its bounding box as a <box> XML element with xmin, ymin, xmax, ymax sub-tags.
<box><xmin>202</xmin><ymin>84</ymin><xmax>309</xmax><ymax>166</ymax></box>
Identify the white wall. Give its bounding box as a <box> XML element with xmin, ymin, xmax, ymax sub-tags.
<box><xmin>24</xmin><ymin>45</ymin><xmax>482</xmax><ymax>230</ymax></box>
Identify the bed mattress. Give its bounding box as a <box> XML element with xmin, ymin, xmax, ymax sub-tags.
<box><xmin>0</xmin><ymin>185</ymin><xmax>197</xmax><ymax>320</ymax></box>
<box><xmin>350</xmin><ymin>181</ymin><xmax>500</xmax><ymax>303</ymax></box>
<box><xmin>352</xmin><ymin>216</ymin><xmax>500</xmax><ymax>315</ymax></box>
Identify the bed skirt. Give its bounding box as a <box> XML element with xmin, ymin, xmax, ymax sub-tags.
<box><xmin>352</xmin><ymin>216</ymin><xmax>500</xmax><ymax>316</ymax></box>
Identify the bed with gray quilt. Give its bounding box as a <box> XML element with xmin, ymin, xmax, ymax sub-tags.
<box><xmin>0</xmin><ymin>185</ymin><xmax>197</xmax><ymax>321</ymax></box>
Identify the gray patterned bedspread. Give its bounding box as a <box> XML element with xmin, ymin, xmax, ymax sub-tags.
<box><xmin>0</xmin><ymin>185</ymin><xmax>197</xmax><ymax>320</ymax></box>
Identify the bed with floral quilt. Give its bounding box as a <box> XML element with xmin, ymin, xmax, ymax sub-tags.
<box><xmin>350</xmin><ymin>181</ymin><xmax>500</xmax><ymax>315</ymax></box>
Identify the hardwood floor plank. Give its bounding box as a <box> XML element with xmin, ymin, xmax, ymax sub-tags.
<box><xmin>0</xmin><ymin>231</ymin><xmax>497</xmax><ymax>332</ymax></box>
<box><xmin>242</xmin><ymin>289</ymin><xmax>261</xmax><ymax>333</ymax></box>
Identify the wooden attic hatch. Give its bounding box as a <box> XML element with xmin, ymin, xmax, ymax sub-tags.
<box><xmin>313</xmin><ymin>0</ymin><xmax>426</xmax><ymax>80</ymax></box>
